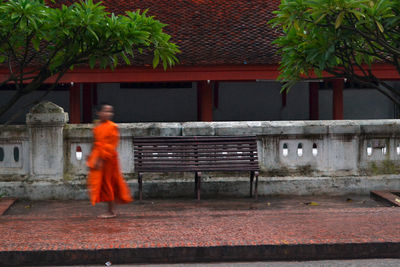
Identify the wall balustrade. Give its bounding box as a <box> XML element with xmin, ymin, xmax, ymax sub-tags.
<box><xmin>1</xmin><ymin>102</ymin><xmax>399</xmax><ymax>199</ymax></box>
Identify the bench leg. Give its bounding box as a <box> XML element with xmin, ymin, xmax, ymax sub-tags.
<box><xmin>250</xmin><ymin>171</ymin><xmax>254</xmax><ymax>198</ymax></box>
<box><xmin>194</xmin><ymin>172</ymin><xmax>198</xmax><ymax>197</ymax></box>
<box><xmin>195</xmin><ymin>172</ymin><xmax>202</xmax><ymax>200</ymax></box>
<box><xmin>254</xmin><ymin>171</ymin><xmax>259</xmax><ymax>200</ymax></box>
<box><xmin>138</xmin><ymin>172</ymin><xmax>143</xmax><ymax>201</ymax></box>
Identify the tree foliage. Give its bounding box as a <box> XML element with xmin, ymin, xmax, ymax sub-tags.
<box><xmin>270</xmin><ymin>0</ymin><xmax>400</xmax><ymax>105</ymax></box>
<box><xmin>0</xmin><ymin>0</ymin><xmax>179</xmax><ymax>121</ymax></box>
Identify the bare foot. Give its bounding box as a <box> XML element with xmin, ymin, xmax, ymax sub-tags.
<box><xmin>97</xmin><ymin>213</ymin><xmax>116</xmax><ymax>219</ymax></box>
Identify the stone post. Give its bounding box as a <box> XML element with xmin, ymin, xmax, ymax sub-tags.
<box><xmin>26</xmin><ymin>101</ymin><xmax>69</xmax><ymax>180</ymax></box>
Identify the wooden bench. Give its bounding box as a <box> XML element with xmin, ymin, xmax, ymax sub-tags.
<box><xmin>133</xmin><ymin>136</ymin><xmax>260</xmax><ymax>200</ymax></box>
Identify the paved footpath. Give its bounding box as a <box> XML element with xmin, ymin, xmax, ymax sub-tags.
<box><xmin>0</xmin><ymin>196</ymin><xmax>399</xmax><ymax>266</ymax></box>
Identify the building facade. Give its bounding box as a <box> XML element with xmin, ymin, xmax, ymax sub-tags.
<box><xmin>0</xmin><ymin>0</ymin><xmax>399</xmax><ymax>124</ymax></box>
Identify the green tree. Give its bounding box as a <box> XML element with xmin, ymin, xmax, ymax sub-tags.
<box><xmin>270</xmin><ymin>0</ymin><xmax>400</xmax><ymax>105</ymax></box>
<box><xmin>0</xmin><ymin>0</ymin><xmax>179</xmax><ymax>121</ymax></box>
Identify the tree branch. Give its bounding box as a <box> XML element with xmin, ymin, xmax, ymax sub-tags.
<box><xmin>3</xmin><ymin>70</ymin><xmax>68</xmax><ymax>125</ymax></box>
<box><xmin>0</xmin><ymin>90</ymin><xmax>24</xmax><ymax>119</ymax></box>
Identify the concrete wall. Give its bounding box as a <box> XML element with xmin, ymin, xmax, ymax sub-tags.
<box><xmin>97</xmin><ymin>83</ymin><xmax>197</xmax><ymax>122</ymax></box>
<box><xmin>1</xmin><ymin>102</ymin><xmax>399</xmax><ymax>199</ymax></box>
<box><xmin>1</xmin><ymin>81</ymin><xmax>397</xmax><ymax>124</ymax></box>
<box><xmin>0</xmin><ymin>89</ymin><xmax>70</xmax><ymax>124</ymax></box>
<box><xmin>319</xmin><ymin>88</ymin><xmax>395</xmax><ymax>120</ymax></box>
<box><xmin>213</xmin><ymin>82</ymin><xmax>309</xmax><ymax>121</ymax></box>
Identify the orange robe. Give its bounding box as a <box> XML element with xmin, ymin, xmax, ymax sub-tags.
<box><xmin>86</xmin><ymin>120</ymin><xmax>133</xmax><ymax>205</ymax></box>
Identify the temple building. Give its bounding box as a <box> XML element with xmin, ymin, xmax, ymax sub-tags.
<box><xmin>1</xmin><ymin>0</ymin><xmax>399</xmax><ymax>124</ymax></box>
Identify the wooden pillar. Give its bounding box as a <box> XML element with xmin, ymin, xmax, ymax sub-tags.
<box><xmin>69</xmin><ymin>83</ymin><xmax>81</xmax><ymax>124</ymax></box>
<box><xmin>213</xmin><ymin>81</ymin><xmax>219</xmax><ymax>109</ymax></box>
<box><xmin>332</xmin><ymin>79</ymin><xmax>344</xmax><ymax>120</ymax></box>
<box><xmin>281</xmin><ymin>90</ymin><xmax>287</xmax><ymax>108</ymax></box>
<box><xmin>93</xmin><ymin>83</ymin><xmax>98</xmax><ymax>107</ymax></box>
<box><xmin>309</xmin><ymin>82</ymin><xmax>319</xmax><ymax>120</ymax></box>
<box><xmin>82</xmin><ymin>83</ymin><xmax>93</xmax><ymax>123</ymax></box>
<box><xmin>197</xmin><ymin>81</ymin><xmax>213</xmax><ymax>121</ymax></box>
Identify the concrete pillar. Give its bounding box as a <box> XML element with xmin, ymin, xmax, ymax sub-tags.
<box><xmin>26</xmin><ymin>101</ymin><xmax>68</xmax><ymax>180</ymax></box>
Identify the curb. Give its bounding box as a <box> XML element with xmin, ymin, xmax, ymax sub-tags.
<box><xmin>0</xmin><ymin>198</ymin><xmax>17</xmax><ymax>216</ymax></box>
<box><xmin>1</xmin><ymin>242</ymin><xmax>400</xmax><ymax>266</ymax></box>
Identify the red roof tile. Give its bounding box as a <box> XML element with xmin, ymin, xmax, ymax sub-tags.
<box><xmin>55</xmin><ymin>0</ymin><xmax>281</xmax><ymax>66</ymax></box>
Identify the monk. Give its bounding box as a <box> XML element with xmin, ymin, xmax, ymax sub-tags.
<box><xmin>86</xmin><ymin>104</ymin><xmax>133</xmax><ymax>218</ymax></box>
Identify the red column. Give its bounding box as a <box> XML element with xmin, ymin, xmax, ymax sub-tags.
<box><xmin>93</xmin><ymin>83</ymin><xmax>98</xmax><ymax>107</ymax></box>
<box><xmin>82</xmin><ymin>83</ymin><xmax>93</xmax><ymax>123</ymax></box>
<box><xmin>332</xmin><ymin>79</ymin><xmax>344</xmax><ymax>120</ymax></box>
<box><xmin>197</xmin><ymin>81</ymin><xmax>213</xmax><ymax>121</ymax></box>
<box><xmin>213</xmin><ymin>81</ymin><xmax>219</xmax><ymax>109</ymax></box>
<box><xmin>69</xmin><ymin>83</ymin><xmax>81</xmax><ymax>124</ymax></box>
<box><xmin>281</xmin><ymin>90</ymin><xmax>287</xmax><ymax>108</ymax></box>
<box><xmin>309</xmin><ymin>82</ymin><xmax>319</xmax><ymax>120</ymax></box>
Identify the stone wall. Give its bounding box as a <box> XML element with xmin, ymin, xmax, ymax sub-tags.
<box><xmin>1</xmin><ymin>102</ymin><xmax>399</xmax><ymax>199</ymax></box>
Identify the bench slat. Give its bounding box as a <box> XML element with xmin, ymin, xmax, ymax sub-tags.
<box><xmin>135</xmin><ymin>148</ymin><xmax>258</xmax><ymax>152</ymax></box>
<box><xmin>134</xmin><ymin>146</ymin><xmax>257</xmax><ymax>150</ymax></box>
<box><xmin>135</xmin><ymin>158</ymin><xmax>257</xmax><ymax>162</ymax></box>
<box><xmin>134</xmin><ymin>136</ymin><xmax>260</xmax><ymax>172</ymax></box>
<box><xmin>136</xmin><ymin>161</ymin><xmax>259</xmax><ymax>165</ymax></box>
<box><xmin>135</xmin><ymin>138</ymin><xmax>256</xmax><ymax>142</ymax></box>
<box><xmin>136</xmin><ymin>150</ymin><xmax>257</xmax><ymax>157</ymax></box>
<box><xmin>135</xmin><ymin>154</ymin><xmax>258</xmax><ymax>157</ymax></box>
<box><xmin>136</xmin><ymin>168</ymin><xmax>260</xmax><ymax>171</ymax></box>
<box><xmin>137</xmin><ymin>167</ymin><xmax>260</xmax><ymax>172</ymax></box>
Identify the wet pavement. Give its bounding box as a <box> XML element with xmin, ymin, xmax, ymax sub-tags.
<box><xmin>0</xmin><ymin>195</ymin><xmax>399</xmax><ymax>266</ymax></box>
<box><xmin>5</xmin><ymin>195</ymin><xmax>385</xmax><ymax>216</ymax></box>
<box><xmin>58</xmin><ymin>258</ymin><xmax>400</xmax><ymax>267</ymax></box>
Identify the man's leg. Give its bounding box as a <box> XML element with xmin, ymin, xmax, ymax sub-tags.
<box><xmin>108</xmin><ymin>201</ymin><xmax>116</xmax><ymax>215</ymax></box>
<box><xmin>98</xmin><ymin>201</ymin><xmax>116</xmax><ymax>218</ymax></box>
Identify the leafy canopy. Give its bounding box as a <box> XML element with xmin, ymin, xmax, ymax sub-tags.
<box><xmin>270</xmin><ymin>0</ymin><xmax>400</xmax><ymax>105</ymax></box>
<box><xmin>0</xmin><ymin>0</ymin><xmax>179</xmax><ymax>120</ymax></box>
